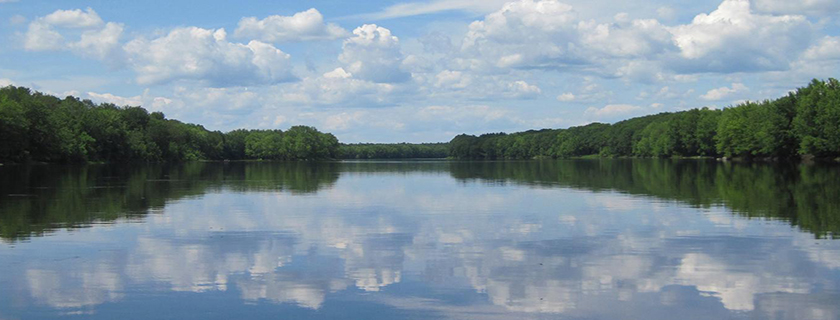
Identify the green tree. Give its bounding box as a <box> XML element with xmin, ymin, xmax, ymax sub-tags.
<box><xmin>793</xmin><ymin>78</ymin><xmax>840</xmax><ymax>157</ymax></box>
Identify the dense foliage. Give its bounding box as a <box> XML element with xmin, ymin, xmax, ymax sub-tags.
<box><xmin>0</xmin><ymin>86</ymin><xmax>339</xmax><ymax>163</ymax></box>
<box><xmin>450</xmin><ymin>79</ymin><xmax>840</xmax><ymax>160</ymax></box>
<box><xmin>339</xmin><ymin>143</ymin><xmax>448</xmax><ymax>159</ymax></box>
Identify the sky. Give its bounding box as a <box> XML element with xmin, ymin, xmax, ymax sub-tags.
<box><xmin>1</xmin><ymin>0</ymin><xmax>839</xmax><ymax>143</ymax></box>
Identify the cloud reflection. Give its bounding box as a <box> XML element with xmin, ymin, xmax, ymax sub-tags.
<box><xmin>5</xmin><ymin>166</ymin><xmax>840</xmax><ymax>320</ymax></box>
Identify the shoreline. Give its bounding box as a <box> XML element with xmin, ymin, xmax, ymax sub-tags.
<box><xmin>4</xmin><ymin>155</ymin><xmax>840</xmax><ymax>166</ymax></box>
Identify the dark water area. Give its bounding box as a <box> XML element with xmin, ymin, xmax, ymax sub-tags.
<box><xmin>0</xmin><ymin>160</ymin><xmax>839</xmax><ymax>319</ymax></box>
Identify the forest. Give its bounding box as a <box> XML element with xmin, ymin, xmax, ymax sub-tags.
<box><xmin>0</xmin><ymin>86</ymin><xmax>340</xmax><ymax>163</ymax></box>
<box><xmin>2</xmin><ymin>78</ymin><xmax>839</xmax><ymax>163</ymax></box>
<box><xmin>339</xmin><ymin>143</ymin><xmax>448</xmax><ymax>159</ymax></box>
<box><xmin>450</xmin><ymin>79</ymin><xmax>840</xmax><ymax>160</ymax></box>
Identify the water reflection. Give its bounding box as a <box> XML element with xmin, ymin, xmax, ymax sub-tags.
<box><xmin>0</xmin><ymin>160</ymin><xmax>839</xmax><ymax>319</ymax></box>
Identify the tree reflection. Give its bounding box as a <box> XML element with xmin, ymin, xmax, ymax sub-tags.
<box><xmin>449</xmin><ymin>160</ymin><xmax>840</xmax><ymax>238</ymax></box>
<box><xmin>1</xmin><ymin>159</ymin><xmax>838</xmax><ymax>240</ymax></box>
<box><xmin>0</xmin><ymin>162</ymin><xmax>340</xmax><ymax>241</ymax></box>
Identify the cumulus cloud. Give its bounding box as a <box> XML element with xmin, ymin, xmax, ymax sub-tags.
<box><xmin>455</xmin><ymin>0</ymin><xmax>821</xmax><ymax>77</ymax></box>
<box><xmin>507</xmin><ymin>80</ymin><xmax>541</xmax><ymax>98</ymax></box>
<box><xmin>669</xmin><ymin>0</ymin><xmax>813</xmax><ymax>73</ymax></box>
<box><xmin>578</xmin><ymin>18</ymin><xmax>673</xmax><ymax>58</ymax></box>
<box><xmin>123</xmin><ymin>27</ymin><xmax>295</xmax><ymax>86</ymax></box>
<box><xmin>234</xmin><ymin>8</ymin><xmax>348</xmax><ymax>43</ymax></box>
<box><xmin>24</xmin><ymin>8</ymin><xmax>124</xmax><ymax>63</ymax></box>
<box><xmin>280</xmin><ymin>68</ymin><xmax>399</xmax><ymax>107</ymax></box>
<box><xmin>41</xmin><ymin>7</ymin><xmax>103</xmax><ymax>28</ymax></box>
<box><xmin>613</xmin><ymin>60</ymin><xmax>668</xmax><ymax>83</ymax></box>
<box><xmin>802</xmin><ymin>36</ymin><xmax>840</xmax><ymax>61</ymax></box>
<box><xmin>70</xmin><ymin>22</ymin><xmax>124</xmax><ymax>61</ymax></box>
<box><xmin>461</xmin><ymin>0</ymin><xmax>582</xmax><ymax>70</ymax></box>
<box><xmin>339</xmin><ymin>24</ymin><xmax>410</xmax><ymax>83</ymax></box>
<box><xmin>434</xmin><ymin>70</ymin><xmax>471</xmax><ymax>89</ymax></box>
<box><xmin>559</xmin><ymin>78</ymin><xmax>614</xmax><ymax>103</ymax></box>
<box><xmin>25</xmin><ymin>8</ymin><xmax>105</xmax><ymax>51</ymax></box>
<box><xmin>557</xmin><ymin>93</ymin><xmax>575</xmax><ymax>102</ymax></box>
<box><xmin>700</xmin><ymin>83</ymin><xmax>748</xmax><ymax>101</ymax></box>
<box><xmin>24</xmin><ymin>20</ymin><xmax>67</xmax><ymax>51</ymax></box>
<box><xmin>458</xmin><ymin>0</ymin><xmax>676</xmax><ymax>74</ymax></box>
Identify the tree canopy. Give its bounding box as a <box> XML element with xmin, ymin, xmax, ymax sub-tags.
<box><xmin>449</xmin><ymin>79</ymin><xmax>840</xmax><ymax>160</ymax></box>
<box><xmin>0</xmin><ymin>86</ymin><xmax>339</xmax><ymax>163</ymax></box>
<box><xmin>339</xmin><ymin>143</ymin><xmax>448</xmax><ymax>159</ymax></box>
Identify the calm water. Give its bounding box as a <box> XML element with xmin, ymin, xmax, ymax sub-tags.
<box><xmin>1</xmin><ymin>160</ymin><xmax>839</xmax><ymax>320</ymax></box>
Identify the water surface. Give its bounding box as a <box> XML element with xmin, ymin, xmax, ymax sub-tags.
<box><xmin>1</xmin><ymin>160</ymin><xmax>839</xmax><ymax>319</ymax></box>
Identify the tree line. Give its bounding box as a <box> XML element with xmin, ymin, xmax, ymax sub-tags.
<box><xmin>339</xmin><ymin>143</ymin><xmax>448</xmax><ymax>159</ymax></box>
<box><xmin>0</xmin><ymin>86</ymin><xmax>339</xmax><ymax>163</ymax></box>
<box><xmin>450</xmin><ymin>79</ymin><xmax>840</xmax><ymax>160</ymax></box>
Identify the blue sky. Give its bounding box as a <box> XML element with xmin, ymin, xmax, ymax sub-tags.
<box><xmin>1</xmin><ymin>0</ymin><xmax>839</xmax><ymax>142</ymax></box>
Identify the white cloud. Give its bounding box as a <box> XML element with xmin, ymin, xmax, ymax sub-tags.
<box><xmin>578</xmin><ymin>18</ymin><xmax>673</xmax><ymax>58</ymax></box>
<box><xmin>86</xmin><ymin>92</ymin><xmax>143</xmax><ymax>106</ymax></box>
<box><xmin>42</xmin><ymin>7</ymin><xmax>103</xmax><ymax>28</ymax></box>
<box><xmin>584</xmin><ymin>104</ymin><xmax>643</xmax><ymax>117</ymax></box>
<box><xmin>24</xmin><ymin>20</ymin><xmax>65</xmax><ymax>51</ymax></box>
<box><xmin>323</xmin><ymin>67</ymin><xmax>352</xmax><ymax>79</ymax></box>
<box><xmin>557</xmin><ymin>93</ymin><xmax>575</xmax><ymax>102</ymax></box>
<box><xmin>71</xmin><ymin>22</ymin><xmax>124</xmax><ymax>61</ymax></box>
<box><xmin>123</xmin><ymin>27</ymin><xmax>295</xmax><ymax>86</ymax></box>
<box><xmin>434</xmin><ymin>70</ymin><xmax>471</xmax><ymax>88</ymax></box>
<box><xmin>234</xmin><ymin>8</ymin><xmax>348</xmax><ymax>43</ymax></box>
<box><xmin>802</xmin><ymin>36</ymin><xmax>840</xmax><ymax>61</ymax></box>
<box><xmin>560</xmin><ymin>77</ymin><xmax>614</xmax><ymax>103</ymax></box>
<box><xmin>339</xmin><ymin>24</ymin><xmax>410</xmax><ymax>83</ymax></box>
<box><xmin>459</xmin><ymin>0</ymin><xmax>673</xmax><ymax>74</ymax></box>
<box><xmin>507</xmin><ymin>80</ymin><xmax>541</xmax><ymax>98</ymax></box>
<box><xmin>454</xmin><ymin>0</ymin><xmax>822</xmax><ymax>77</ymax></box>
<box><xmin>324</xmin><ymin>111</ymin><xmax>367</xmax><ymax>131</ymax></box>
<box><xmin>85</xmin><ymin>90</ymin><xmax>183</xmax><ymax>113</ymax></box>
<box><xmin>0</xmin><ymin>78</ymin><xmax>14</xmax><ymax>87</ymax></box>
<box><xmin>613</xmin><ymin>60</ymin><xmax>667</xmax><ymax>83</ymax></box>
<box><xmin>700</xmin><ymin>83</ymin><xmax>748</xmax><ymax>101</ymax></box>
<box><xmin>461</xmin><ymin>0</ymin><xmax>582</xmax><ymax>70</ymax></box>
<box><xmin>281</xmin><ymin>72</ymin><xmax>398</xmax><ymax>107</ymax></box>
<box><xmin>24</xmin><ymin>8</ymin><xmax>124</xmax><ymax>63</ymax></box>
<box><xmin>669</xmin><ymin>0</ymin><xmax>813</xmax><ymax>73</ymax></box>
